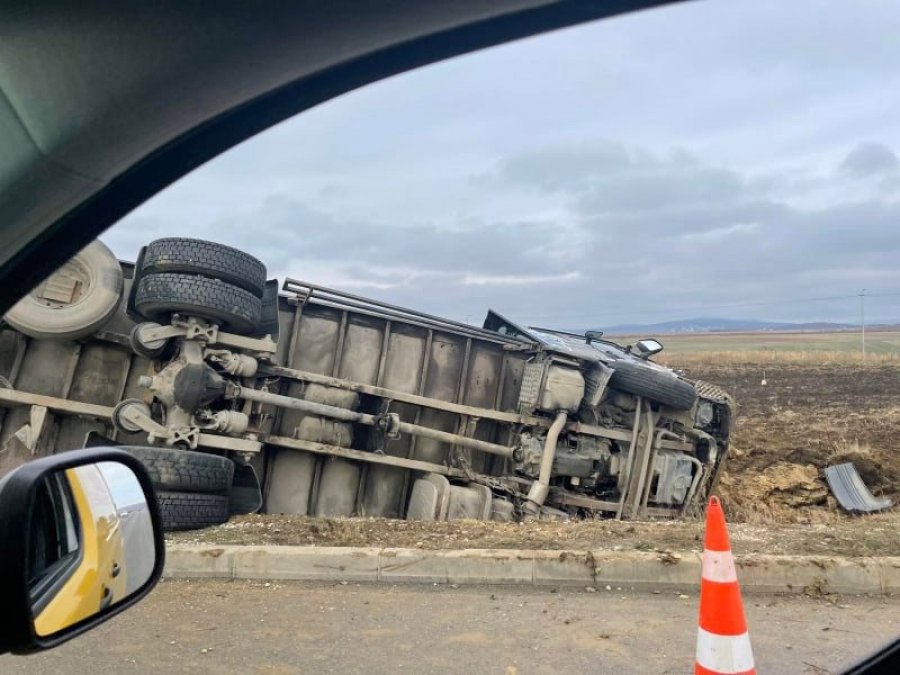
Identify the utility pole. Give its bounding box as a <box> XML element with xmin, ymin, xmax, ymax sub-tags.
<box><xmin>859</xmin><ymin>288</ymin><xmax>867</xmax><ymax>360</ymax></box>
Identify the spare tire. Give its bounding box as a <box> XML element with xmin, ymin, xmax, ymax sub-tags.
<box><xmin>121</xmin><ymin>446</ymin><xmax>234</xmax><ymax>493</ymax></box>
<box><xmin>141</xmin><ymin>238</ymin><xmax>267</xmax><ymax>298</ymax></box>
<box><xmin>4</xmin><ymin>240</ymin><xmax>123</xmax><ymax>341</ymax></box>
<box><xmin>134</xmin><ymin>272</ymin><xmax>261</xmax><ymax>334</ymax></box>
<box><xmin>156</xmin><ymin>491</ymin><xmax>230</xmax><ymax>531</ymax></box>
<box><xmin>608</xmin><ymin>360</ymin><xmax>697</xmax><ymax>410</ymax></box>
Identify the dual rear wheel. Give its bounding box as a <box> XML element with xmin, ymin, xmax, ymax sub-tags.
<box><xmin>127</xmin><ymin>239</ymin><xmax>267</xmax><ymax>530</ymax></box>
<box><xmin>133</xmin><ymin>238</ymin><xmax>267</xmax><ymax>335</ymax></box>
<box><xmin>122</xmin><ymin>446</ymin><xmax>234</xmax><ymax>532</ymax></box>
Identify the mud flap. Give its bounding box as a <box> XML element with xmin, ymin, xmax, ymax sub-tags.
<box><xmin>229</xmin><ymin>460</ymin><xmax>263</xmax><ymax>515</ymax></box>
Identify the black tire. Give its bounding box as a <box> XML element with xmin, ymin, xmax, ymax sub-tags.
<box><xmin>156</xmin><ymin>491</ymin><xmax>230</xmax><ymax>531</ymax></box>
<box><xmin>134</xmin><ymin>272</ymin><xmax>261</xmax><ymax>334</ymax></box>
<box><xmin>608</xmin><ymin>360</ymin><xmax>697</xmax><ymax>410</ymax></box>
<box><xmin>141</xmin><ymin>238</ymin><xmax>267</xmax><ymax>298</ymax></box>
<box><xmin>121</xmin><ymin>446</ymin><xmax>234</xmax><ymax>493</ymax></box>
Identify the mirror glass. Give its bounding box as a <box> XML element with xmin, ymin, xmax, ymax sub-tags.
<box><xmin>27</xmin><ymin>461</ymin><xmax>155</xmax><ymax>637</ymax></box>
<box><xmin>635</xmin><ymin>338</ymin><xmax>664</xmax><ymax>356</ymax></box>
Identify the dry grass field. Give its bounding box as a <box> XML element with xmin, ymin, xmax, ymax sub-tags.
<box><xmin>615</xmin><ymin>329</ymin><xmax>900</xmax><ymax>365</ymax></box>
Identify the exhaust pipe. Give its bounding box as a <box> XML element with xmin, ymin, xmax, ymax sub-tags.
<box><xmin>523</xmin><ymin>410</ymin><xmax>568</xmax><ymax>517</ymax></box>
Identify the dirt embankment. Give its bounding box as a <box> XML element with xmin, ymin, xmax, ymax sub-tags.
<box><xmin>167</xmin><ymin>512</ymin><xmax>900</xmax><ymax>556</ymax></box>
<box><xmin>678</xmin><ymin>362</ymin><xmax>900</xmax><ymax>523</ymax></box>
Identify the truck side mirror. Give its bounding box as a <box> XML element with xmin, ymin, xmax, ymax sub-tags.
<box><xmin>634</xmin><ymin>338</ymin><xmax>664</xmax><ymax>358</ymax></box>
<box><xmin>0</xmin><ymin>448</ymin><xmax>164</xmax><ymax>655</ymax></box>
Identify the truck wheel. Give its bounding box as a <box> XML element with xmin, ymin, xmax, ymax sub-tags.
<box><xmin>156</xmin><ymin>491</ymin><xmax>230</xmax><ymax>531</ymax></box>
<box><xmin>3</xmin><ymin>240</ymin><xmax>123</xmax><ymax>341</ymax></box>
<box><xmin>141</xmin><ymin>238</ymin><xmax>267</xmax><ymax>298</ymax></box>
<box><xmin>121</xmin><ymin>446</ymin><xmax>234</xmax><ymax>492</ymax></box>
<box><xmin>608</xmin><ymin>360</ymin><xmax>697</xmax><ymax>410</ymax></box>
<box><xmin>134</xmin><ymin>272</ymin><xmax>261</xmax><ymax>334</ymax></box>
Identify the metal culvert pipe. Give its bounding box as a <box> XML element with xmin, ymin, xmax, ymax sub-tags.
<box><xmin>523</xmin><ymin>410</ymin><xmax>568</xmax><ymax>516</ymax></box>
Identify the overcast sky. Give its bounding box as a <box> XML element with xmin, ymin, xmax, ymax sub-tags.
<box><xmin>106</xmin><ymin>0</ymin><xmax>900</xmax><ymax>328</ymax></box>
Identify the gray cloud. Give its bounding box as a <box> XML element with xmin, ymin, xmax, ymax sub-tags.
<box><xmin>208</xmin><ymin>197</ymin><xmax>576</xmax><ymax>280</ymax></box>
<box><xmin>839</xmin><ymin>142</ymin><xmax>900</xmax><ymax>177</ymax></box>
<box><xmin>110</xmin><ymin>141</ymin><xmax>900</xmax><ymax>328</ymax></box>
<box><xmin>105</xmin><ymin>0</ymin><xmax>900</xmax><ymax>328</ymax></box>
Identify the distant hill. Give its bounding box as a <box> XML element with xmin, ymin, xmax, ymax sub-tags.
<box><xmin>595</xmin><ymin>317</ymin><xmax>860</xmax><ymax>335</ymax></box>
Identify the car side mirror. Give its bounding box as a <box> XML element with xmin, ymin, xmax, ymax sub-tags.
<box><xmin>634</xmin><ymin>338</ymin><xmax>664</xmax><ymax>358</ymax></box>
<box><xmin>585</xmin><ymin>330</ymin><xmax>604</xmax><ymax>344</ymax></box>
<box><xmin>0</xmin><ymin>448</ymin><xmax>164</xmax><ymax>655</ymax></box>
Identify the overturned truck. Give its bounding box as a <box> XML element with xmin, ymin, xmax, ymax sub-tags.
<box><xmin>0</xmin><ymin>238</ymin><xmax>735</xmax><ymax>529</ymax></box>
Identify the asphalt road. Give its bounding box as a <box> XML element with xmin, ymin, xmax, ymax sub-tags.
<box><xmin>3</xmin><ymin>580</ymin><xmax>896</xmax><ymax>674</ymax></box>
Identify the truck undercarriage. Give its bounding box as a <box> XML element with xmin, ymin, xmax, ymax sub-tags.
<box><xmin>0</xmin><ymin>239</ymin><xmax>734</xmax><ymax>529</ymax></box>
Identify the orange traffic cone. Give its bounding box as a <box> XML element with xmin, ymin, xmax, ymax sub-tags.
<box><xmin>695</xmin><ymin>496</ymin><xmax>755</xmax><ymax>675</ymax></box>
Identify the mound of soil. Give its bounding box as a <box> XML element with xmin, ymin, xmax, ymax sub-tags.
<box><xmin>679</xmin><ymin>362</ymin><xmax>900</xmax><ymax>523</ymax></box>
<box><xmin>747</xmin><ymin>463</ymin><xmax>827</xmax><ymax>507</ymax></box>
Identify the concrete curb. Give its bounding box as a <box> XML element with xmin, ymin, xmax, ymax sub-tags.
<box><xmin>164</xmin><ymin>545</ymin><xmax>900</xmax><ymax>595</ymax></box>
